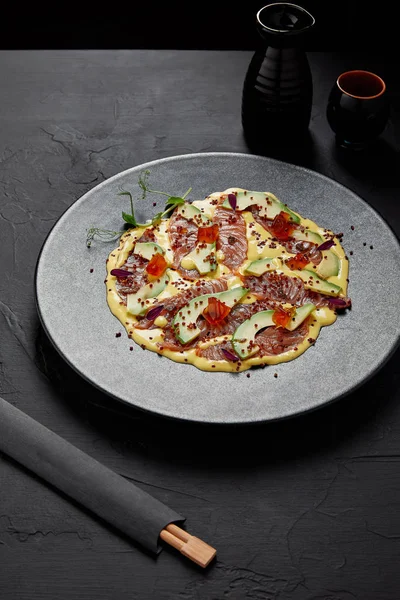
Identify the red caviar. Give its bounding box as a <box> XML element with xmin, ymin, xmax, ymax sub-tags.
<box><xmin>286</xmin><ymin>252</ymin><xmax>309</xmax><ymax>270</ymax></box>
<box><xmin>202</xmin><ymin>297</ymin><xmax>231</xmax><ymax>325</ymax></box>
<box><xmin>197</xmin><ymin>224</ymin><xmax>219</xmax><ymax>244</ymax></box>
<box><xmin>272</xmin><ymin>306</ymin><xmax>296</xmax><ymax>328</ymax></box>
<box><xmin>146</xmin><ymin>253</ymin><xmax>168</xmax><ymax>276</ymax></box>
<box><xmin>269</xmin><ymin>211</ymin><xmax>295</xmax><ymax>241</ymax></box>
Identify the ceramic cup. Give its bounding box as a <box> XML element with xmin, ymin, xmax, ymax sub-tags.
<box><xmin>326</xmin><ymin>70</ymin><xmax>390</xmax><ymax>150</ymax></box>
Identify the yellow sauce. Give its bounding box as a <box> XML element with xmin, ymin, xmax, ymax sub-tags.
<box><xmin>106</xmin><ymin>188</ymin><xmax>349</xmax><ymax>372</ymax></box>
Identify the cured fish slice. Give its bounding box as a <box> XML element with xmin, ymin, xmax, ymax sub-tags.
<box><xmin>250</xmin><ymin>206</ymin><xmax>322</xmax><ymax>265</ymax></box>
<box><xmin>255</xmin><ymin>318</ymin><xmax>310</xmax><ymax>355</ymax></box>
<box><xmin>243</xmin><ymin>272</ymin><xmax>351</xmax><ymax>308</ymax></box>
<box><xmin>213</xmin><ymin>207</ymin><xmax>248</xmax><ymax>272</ymax></box>
<box><xmin>196</xmin><ymin>317</ymin><xmax>310</xmax><ymax>361</ymax></box>
<box><xmin>135</xmin><ymin>278</ymin><xmax>228</xmax><ymax>332</ymax></box>
<box><xmin>168</xmin><ymin>209</ymin><xmax>199</xmax><ymax>268</ymax></box>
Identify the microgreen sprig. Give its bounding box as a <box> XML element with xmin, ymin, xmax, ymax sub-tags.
<box><xmin>118</xmin><ymin>169</ymin><xmax>191</xmax><ymax>227</ymax></box>
<box><xmin>86</xmin><ymin>169</ymin><xmax>192</xmax><ymax>247</ymax></box>
<box><xmin>86</xmin><ymin>227</ymin><xmax>125</xmax><ymax>248</ymax></box>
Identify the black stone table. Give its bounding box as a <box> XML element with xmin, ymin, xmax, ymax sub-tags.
<box><xmin>0</xmin><ymin>49</ymin><xmax>399</xmax><ymax>599</ymax></box>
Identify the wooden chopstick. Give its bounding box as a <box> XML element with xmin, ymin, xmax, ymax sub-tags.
<box><xmin>160</xmin><ymin>523</ymin><xmax>216</xmax><ymax>568</ymax></box>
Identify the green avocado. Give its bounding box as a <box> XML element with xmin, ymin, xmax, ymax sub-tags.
<box><xmin>222</xmin><ymin>190</ymin><xmax>300</xmax><ymax>224</ymax></box>
<box><xmin>181</xmin><ymin>242</ymin><xmax>217</xmax><ymax>275</ymax></box>
<box><xmin>284</xmin><ymin>303</ymin><xmax>316</xmax><ymax>331</ymax></box>
<box><xmin>291</xmin><ymin>228</ymin><xmax>324</xmax><ymax>245</ymax></box>
<box><xmin>175</xmin><ymin>203</ymin><xmax>211</xmax><ymax>226</ymax></box>
<box><xmin>232</xmin><ymin>310</ymin><xmax>275</xmax><ymax>359</ymax></box>
<box><xmin>244</xmin><ymin>257</ymin><xmax>282</xmax><ymax>276</ymax></box>
<box><xmin>292</xmin><ymin>269</ymin><xmax>341</xmax><ymax>296</ymax></box>
<box><xmin>133</xmin><ymin>242</ymin><xmax>165</xmax><ymax>260</ymax></box>
<box><xmin>232</xmin><ymin>303</ymin><xmax>315</xmax><ymax>358</ymax></box>
<box><xmin>127</xmin><ymin>272</ymin><xmax>170</xmax><ymax>316</ymax></box>
<box><xmin>173</xmin><ymin>286</ymin><xmax>249</xmax><ymax>344</ymax></box>
<box><xmin>315</xmin><ymin>250</ymin><xmax>340</xmax><ymax>279</ymax></box>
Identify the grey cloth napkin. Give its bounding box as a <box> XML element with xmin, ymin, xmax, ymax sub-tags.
<box><xmin>0</xmin><ymin>396</ymin><xmax>185</xmax><ymax>554</ymax></box>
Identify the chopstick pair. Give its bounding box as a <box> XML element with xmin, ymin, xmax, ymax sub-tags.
<box><xmin>160</xmin><ymin>523</ymin><xmax>216</xmax><ymax>568</ymax></box>
<box><xmin>0</xmin><ymin>396</ymin><xmax>217</xmax><ymax>569</ymax></box>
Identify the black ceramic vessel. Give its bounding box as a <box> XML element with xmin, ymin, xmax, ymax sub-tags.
<box><xmin>326</xmin><ymin>70</ymin><xmax>390</xmax><ymax>150</ymax></box>
<box><xmin>241</xmin><ymin>2</ymin><xmax>315</xmax><ymax>150</ymax></box>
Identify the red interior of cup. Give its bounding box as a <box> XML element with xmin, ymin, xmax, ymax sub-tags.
<box><xmin>337</xmin><ymin>70</ymin><xmax>386</xmax><ymax>99</ymax></box>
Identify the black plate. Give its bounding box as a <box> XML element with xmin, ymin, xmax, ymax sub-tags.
<box><xmin>35</xmin><ymin>153</ymin><xmax>400</xmax><ymax>424</ymax></box>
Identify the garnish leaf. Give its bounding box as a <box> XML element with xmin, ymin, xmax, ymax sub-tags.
<box><xmin>122</xmin><ymin>211</ymin><xmax>139</xmax><ymax>226</ymax></box>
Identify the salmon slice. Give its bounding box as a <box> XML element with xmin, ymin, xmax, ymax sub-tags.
<box><xmin>168</xmin><ymin>210</ymin><xmax>198</xmax><ymax>268</ymax></box>
<box><xmin>196</xmin><ymin>314</ymin><xmax>310</xmax><ymax>361</ymax></box>
<box><xmin>243</xmin><ymin>271</ymin><xmax>351</xmax><ymax>308</ymax></box>
<box><xmin>114</xmin><ymin>228</ymin><xmax>158</xmax><ymax>300</ymax></box>
<box><xmin>213</xmin><ymin>207</ymin><xmax>248</xmax><ymax>272</ymax></box>
<box><xmin>114</xmin><ymin>254</ymin><xmax>149</xmax><ymax>299</ymax></box>
<box><xmin>249</xmin><ymin>206</ymin><xmax>322</xmax><ymax>264</ymax></box>
<box><xmin>135</xmin><ymin>277</ymin><xmax>228</xmax><ymax>333</ymax></box>
<box><xmin>256</xmin><ymin>318</ymin><xmax>310</xmax><ymax>356</ymax></box>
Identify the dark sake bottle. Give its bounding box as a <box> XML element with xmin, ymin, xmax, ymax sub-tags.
<box><xmin>241</xmin><ymin>3</ymin><xmax>315</xmax><ymax>151</ymax></box>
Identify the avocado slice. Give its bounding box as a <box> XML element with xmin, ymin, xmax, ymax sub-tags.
<box><xmin>292</xmin><ymin>269</ymin><xmax>341</xmax><ymax>296</ymax></box>
<box><xmin>285</xmin><ymin>303</ymin><xmax>316</xmax><ymax>331</ymax></box>
<box><xmin>315</xmin><ymin>250</ymin><xmax>340</xmax><ymax>279</ymax></box>
<box><xmin>291</xmin><ymin>228</ymin><xmax>324</xmax><ymax>245</ymax></box>
<box><xmin>133</xmin><ymin>241</ymin><xmax>165</xmax><ymax>260</ymax></box>
<box><xmin>244</xmin><ymin>257</ymin><xmax>282</xmax><ymax>276</ymax></box>
<box><xmin>175</xmin><ymin>202</ymin><xmax>211</xmax><ymax>226</ymax></box>
<box><xmin>180</xmin><ymin>242</ymin><xmax>217</xmax><ymax>275</ymax></box>
<box><xmin>222</xmin><ymin>190</ymin><xmax>300</xmax><ymax>224</ymax></box>
<box><xmin>173</xmin><ymin>286</ymin><xmax>249</xmax><ymax>344</ymax></box>
<box><xmin>232</xmin><ymin>310</ymin><xmax>275</xmax><ymax>359</ymax></box>
<box><xmin>232</xmin><ymin>303</ymin><xmax>315</xmax><ymax>358</ymax></box>
<box><xmin>127</xmin><ymin>272</ymin><xmax>170</xmax><ymax>316</ymax></box>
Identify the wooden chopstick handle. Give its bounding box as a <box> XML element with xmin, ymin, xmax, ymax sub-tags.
<box><xmin>160</xmin><ymin>524</ymin><xmax>216</xmax><ymax>568</ymax></box>
<box><xmin>166</xmin><ymin>523</ymin><xmax>190</xmax><ymax>542</ymax></box>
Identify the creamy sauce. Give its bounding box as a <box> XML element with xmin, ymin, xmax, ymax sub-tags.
<box><xmin>106</xmin><ymin>188</ymin><xmax>349</xmax><ymax>372</ymax></box>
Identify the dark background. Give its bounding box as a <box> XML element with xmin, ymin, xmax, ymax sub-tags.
<box><xmin>1</xmin><ymin>1</ymin><xmax>395</xmax><ymax>52</ymax></box>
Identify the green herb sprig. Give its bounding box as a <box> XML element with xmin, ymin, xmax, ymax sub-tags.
<box><xmin>86</xmin><ymin>227</ymin><xmax>125</xmax><ymax>248</ymax></box>
<box><xmin>86</xmin><ymin>170</ymin><xmax>191</xmax><ymax>247</ymax></box>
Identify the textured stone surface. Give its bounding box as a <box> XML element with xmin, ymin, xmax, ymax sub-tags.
<box><xmin>1</xmin><ymin>50</ymin><xmax>400</xmax><ymax>599</ymax></box>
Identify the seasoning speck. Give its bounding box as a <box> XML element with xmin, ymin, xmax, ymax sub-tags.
<box><xmin>350</xmin><ymin>225</ymin><xmax>355</xmax><ymax>230</ymax></box>
<box><xmin>129</xmin><ymin>346</ymin><xmax>133</xmax><ymax>351</ymax></box>
<box><xmin>246</xmin><ymin>373</ymin><xmax>250</xmax><ymax>378</ymax></box>
<box><xmin>90</xmin><ymin>268</ymin><xmax>94</xmax><ymax>273</ymax></box>
<box><xmin>274</xmin><ymin>372</ymin><xmax>278</xmax><ymax>378</ymax></box>
<box><xmin>370</xmin><ymin>245</ymin><xmax>374</xmax><ymax>250</ymax></box>
<box><xmin>363</xmin><ymin>242</ymin><xmax>367</xmax><ymax>246</ymax></box>
<box><xmin>349</xmin><ymin>251</ymin><xmax>353</xmax><ymax>256</ymax></box>
<box><xmin>115</xmin><ymin>332</ymin><xmax>121</xmax><ymax>338</ymax></box>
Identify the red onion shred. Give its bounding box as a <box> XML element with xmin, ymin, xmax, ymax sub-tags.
<box><xmin>146</xmin><ymin>304</ymin><xmax>164</xmax><ymax>321</ymax></box>
<box><xmin>110</xmin><ymin>268</ymin><xmax>134</xmax><ymax>278</ymax></box>
<box><xmin>317</xmin><ymin>239</ymin><xmax>335</xmax><ymax>251</ymax></box>
<box><xmin>228</xmin><ymin>193</ymin><xmax>237</xmax><ymax>211</ymax></box>
<box><xmin>222</xmin><ymin>348</ymin><xmax>239</xmax><ymax>362</ymax></box>
<box><xmin>328</xmin><ymin>297</ymin><xmax>350</xmax><ymax>307</ymax></box>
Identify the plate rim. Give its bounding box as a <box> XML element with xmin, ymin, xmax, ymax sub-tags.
<box><xmin>34</xmin><ymin>151</ymin><xmax>400</xmax><ymax>424</ymax></box>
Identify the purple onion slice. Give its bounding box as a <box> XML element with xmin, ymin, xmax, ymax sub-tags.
<box><xmin>222</xmin><ymin>348</ymin><xmax>239</xmax><ymax>362</ymax></box>
<box><xmin>317</xmin><ymin>239</ymin><xmax>335</xmax><ymax>251</ymax></box>
<box><xmin>228</xmin><ymin>193</ymin><xmax>237</xmax><ymax>211</ymax></box>
<box><xmin>146</xmin><ymin>304</ymin><xmax>164</xmax><ymax>321</ymax></box>
<box><xmin>328</xmin><ymin>297</ymin><xmax>350</xmax><ymax>307</ymax></box>
<box><xmin>110</xmin><ymin>268</ymin><xmax>134</xmax><ymax>278</ymax></box>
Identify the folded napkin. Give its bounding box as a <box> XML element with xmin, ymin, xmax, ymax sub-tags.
<box><xmin>0</xmin><ymin>395</ymin><xmax>185</xmax><ymax>554</ymax></box>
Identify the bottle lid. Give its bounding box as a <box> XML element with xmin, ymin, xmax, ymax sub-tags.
<box><xmin>257</xmin><ymin>3</ymin><xmax>315</xmax><ymax>45</ymax></box>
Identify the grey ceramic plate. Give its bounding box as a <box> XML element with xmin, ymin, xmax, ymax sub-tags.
<box><xmin>35</xmin><ymin>153</ymin><xmax>400</xmax><ymax>424</ymax></box>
